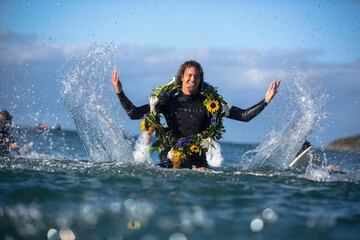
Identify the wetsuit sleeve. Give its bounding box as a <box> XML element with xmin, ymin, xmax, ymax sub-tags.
<box><xmin>116</xmin><ymin>92</ymin><xmax>150</xmax><ymax>120</ymax></box>
<box><xmin>227</xmin><ymin>99</ymin><xmax>268</xmax><ymax>122</ymax></box>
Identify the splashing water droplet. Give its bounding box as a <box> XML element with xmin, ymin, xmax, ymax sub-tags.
<box><xmin>61</xmin><ymin>44</ymin><xmax>132</xmax><ymax>162</ymax></box>
<box><xmin>239</xmin><ymin>65</ymin><xmax>327</xmax><ymax>171</ymax></box>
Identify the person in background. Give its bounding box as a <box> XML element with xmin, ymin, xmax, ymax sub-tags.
<box><xmin>0</xmin><ymin>110</ymin><xmax>17</xmax><ymax>157</ymax></box>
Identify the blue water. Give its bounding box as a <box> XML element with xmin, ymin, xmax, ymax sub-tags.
<box><xmin>1</xmin><ymin>127</ymin><xmax>360</xmax><ymax>240</ymax></box>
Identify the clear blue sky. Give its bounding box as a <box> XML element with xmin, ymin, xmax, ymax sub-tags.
<box><xmin>1</xmin><ymin>0</ymin><xmax>359</xmax><ymax>144</ymax></box>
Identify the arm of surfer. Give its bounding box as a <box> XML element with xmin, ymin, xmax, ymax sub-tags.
<box><xmin>227</xmin><ymin>99</ymin><xmax>268</xmax><ymax>122</ymax></box>
<box><xmin>112</xmin><ymin>69</ymin><xmax>150</xmax><ymax>120</ymax></box>
<box><xmin>226</xmin><ymin>80</ymin><xmax>280</xmax><ymax>122</ymax></box>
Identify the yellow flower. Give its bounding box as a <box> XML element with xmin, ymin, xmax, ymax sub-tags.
<box><xmin>172</xmin><ymin>150</ymin><xmax>183</xmax><ymax>168</ymax></box>
<box><xmin>140</xmin><ymin>119</ymin><xmax>148</xmax><ymax>132</ymax></box>
<box><xmin>205</xmin><ymin>100</ymin><xmax>220</xmax><ymax>113</ymax></box>
<box><xmin>190</xmin><ymin>145</ymin><xmax>200</xmax><ymax>153</ymax></box>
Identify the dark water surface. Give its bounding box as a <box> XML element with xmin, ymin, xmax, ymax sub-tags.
<box><xmin>1</xmin><ymin>128</ymin><xmax>360</xmax><ymax>240</ymax></box>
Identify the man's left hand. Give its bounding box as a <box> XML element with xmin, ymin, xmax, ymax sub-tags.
<box><xmin>265</xmin><ymin>80</ymin><xmax>281</xmax><ymax>103</ymax></box>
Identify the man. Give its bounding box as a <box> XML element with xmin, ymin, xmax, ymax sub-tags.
<box><xmin>0</xmin><ymin>110</ymin><xmax>17</xmax><ymax>157</ymax></box>
<box><xmin>112</xmin><ymin>60</ymin><xmax>280</xmax><ymax>169</ymax></box>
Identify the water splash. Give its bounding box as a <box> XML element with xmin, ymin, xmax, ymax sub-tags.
<box><xmin>207</xmin><ymin>141</ymin><xmax>223</xmax><ymax>167</ymax></box>
<box><xmin>61</xmin><ymin>44</ymin><xmax>132</xmax><ymax>161</ymax></box>
<box><xmin>133</xmin><ymin>133</ymin><xmax>152</xmax><ymax>164</ymax></box>
<box><xmin>239</xmin><ymin>65</ymin><xmax>328</xmax><ymax>171</ymax></box>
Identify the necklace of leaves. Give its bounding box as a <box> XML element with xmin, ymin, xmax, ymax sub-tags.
<box><xmin>141</xmin><ymin>79</ymin><xmax>229</xmax><ymax>168</ymax></box>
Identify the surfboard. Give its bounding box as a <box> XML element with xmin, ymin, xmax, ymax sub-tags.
<box><xmin>289</xmin><ymin>146</ymin><xmax>315</xmax><ymax>170</ymax></box>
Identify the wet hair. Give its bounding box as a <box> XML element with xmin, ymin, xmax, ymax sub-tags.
<box><xmin>175</xmin><ymin>60</ymin><xmax>204</xmax><ymax>84</ymax></box>
<box><xmin>0</xmin><ymin>110</ymin><xmax>12</xmax><ymax>122</ymax></box>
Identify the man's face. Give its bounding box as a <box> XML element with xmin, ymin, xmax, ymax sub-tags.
<box><xmin>181</xmin><ymin>66</ymin><xmax>201</xmax><ymax>95</ymax></box>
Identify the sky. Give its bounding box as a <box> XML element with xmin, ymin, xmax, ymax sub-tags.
<box><xmin>0</xmin><ymin>0</ymin><xmax>359</xmax><ymax>145</ymax></box>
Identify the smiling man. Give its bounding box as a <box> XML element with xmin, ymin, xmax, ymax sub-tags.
<box><xmin>112</xmin><ymin>60</ymin><xmax>280</xmax><ymax>169</ymax></box>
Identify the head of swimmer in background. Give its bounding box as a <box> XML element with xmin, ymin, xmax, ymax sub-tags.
<box><xmin>0</xmin><ymin>110</ymin><xmax>13</xmax><ymax>130</ymax></box>
<box><xmin>175</xmin><ymin>60</ymin><xmax>204</xmax><ymax>95</ymax></box>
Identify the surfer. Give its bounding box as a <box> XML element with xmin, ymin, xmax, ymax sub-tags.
<box><xmin>295</xmin><ymin>140</ymin><xmax>346</xmax><ymax>174</ymax></box>
<box><xmin>112</xmin><ymin>60</ymin><xmax>280</xmax><ymax>169</ymax></box>
<box><xmin>295</xmin><ymin>140</ymin><xmax>312</xmax><ymax>158</ymax></box>
<box><xmin>0</xmin><ymin>110</ymin><xmax>18</xmax><ymax>157</ymax></box>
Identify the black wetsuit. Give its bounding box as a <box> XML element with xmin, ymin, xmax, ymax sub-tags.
<box><xmin>0</xmin><ymin>126</ymin><xmax>15</xmax><ymax>157</ymax></box>
<box><xmin>117</xmin><ymin>90</ymin><xmax>267</xmax><ymax>168</ymax></box>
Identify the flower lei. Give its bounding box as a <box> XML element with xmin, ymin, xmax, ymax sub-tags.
<box><xmin>145</xmin><ymin>78</ymin><xmax>230</xmax><ymax>168</ymax></box>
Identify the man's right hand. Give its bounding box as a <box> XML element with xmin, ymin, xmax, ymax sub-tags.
<box><xmin>112</xmin><ymin>69</ymin><xmax>122</xmax><ymax>93</ymax></box>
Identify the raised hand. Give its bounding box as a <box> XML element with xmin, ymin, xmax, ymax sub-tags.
<box><xmin>265</xmin><ymin>80</ymin><xmax>281</xmax><ymax>103</ymax></box>
<box><xmin>111</xmin><ymin>69</ymin><xmax>122</xmax><ymax>93</ymax></box>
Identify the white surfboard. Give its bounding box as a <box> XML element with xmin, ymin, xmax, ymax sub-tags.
<box><xmin>289</xmin><ymin>146</ymin><xmax>315</xmax><ymax>170</ymax></box>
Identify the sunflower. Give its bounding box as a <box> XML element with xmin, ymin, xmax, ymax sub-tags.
<box><xmin>205</xmin><ymin>99</ymin><xmax>220</xmax><ymax>113</ymax></box>
<box><xmin>190</xmin><ymin>145</ymin><xmax>200</xmax><ymax>153</ymax></box>
<box><xmin>172</xmin><ymin>150</ymin><xmax>183</xmax><ymax>168</ymax></box>
<box><xmin>140</xmin><ymin>118</ymin><xmax>148</xmax><ymax>132</ymax></box>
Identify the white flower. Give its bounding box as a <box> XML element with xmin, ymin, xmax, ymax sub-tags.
<box><xmin>167</xmin><ymin>148</ymin><xmax>175</xmax><ymax>161</ymax></box>
<box><xmin>149</xmin><ymin>96</ymin><xmax>159</xmax><ymax>114</ymax></box>
<box><xmin>200</xmin><ymin>137</ymin><xmax>212</xmax><ymax>149</ymax></box>
<box><xmin>222</xmin><ymin>103</ymin><xmax>231</xmax><ymax>117</ymax></box>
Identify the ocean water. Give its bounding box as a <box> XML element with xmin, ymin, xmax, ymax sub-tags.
<box><xmin>0</xmin><ymin>128</ymin><xmax>360</xmax><ymax>240</ymax></box>
<box><xmin>1</xmin><ymin>45</ymin><xmax>359</xmax><ymax>239</ymax></box>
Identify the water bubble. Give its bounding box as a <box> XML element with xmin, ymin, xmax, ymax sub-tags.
<box><xmin>56</xmin><ymin>216</ymin><xmax>72</xmax><ymax>229</ymax></box>
<box><xmin>80</xmin><ymin>205</ymin><xmax>98</xmax><ymax>225</ymax></box>
<box><xmin>169</xmin><ymin>233</ymin><xmax>187</xmax><ymax>240</ymax></box>
<box><xmin>59</xmin><ymin>229</ymin><xmax>75</xmax><ymax>240</ymax></box>
<box><xmin>250</xmin><ymin>218</ymin><xmax>264</xmax><ymax>232</ymax></box>
<box><xmin>110</xmin><ymin>201</ymin><xmax>122</xmax><ymax>213</ymax></box>
<box><xmin>179</xmin><ymin>210</ymin><xmax>192</xmax><ymax>230</ymax></box>
<box><xmin>127</xmin><ymin>220</ymin><xmax>141</xmax><ymax>230</ymax></box>
<box><xmin>262</xmin><ymin>208</ymin><xmax>278</xmax><ymax>222</ymax></box>
<box><xmin>47</xmin><ymin>228</ymin><xmax>59</xmax><ymax>240</ymax></box>
<box><xmin>28</xmin><ymin>205</ymin><xmax>42</xmax><ymax>220</ymax></box>
<box><xmin>124</xmin><ymin>198</ymin><xmax>136</xmax><ymax>211</ymax></box>
<box><xmin>141</xmin><ymin>177</ymin><xmax>154</xmax><ymax>188</ymax></box>
<box><xmin>192</xmin><ymin>205</ymin><xmax>206</xmax><ymax>225</ymax></box>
